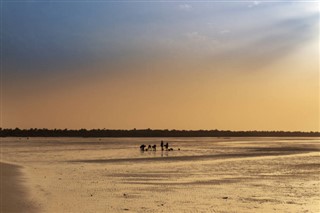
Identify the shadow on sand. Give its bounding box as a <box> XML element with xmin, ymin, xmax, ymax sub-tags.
<box><xmin>0</xmin><ymin>162</ymin><xmax>38</xmax><ymax>213</ymax></box>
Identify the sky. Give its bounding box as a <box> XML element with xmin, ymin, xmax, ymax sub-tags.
<box><xmin>1</xmin><ymin>0</ymin><xmax>319</xmax><ymax>131</ymax></box>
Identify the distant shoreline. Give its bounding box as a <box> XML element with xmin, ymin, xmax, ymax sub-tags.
<box><xmin>1</xmin><ymin>128</ymin><xmax>319</xmax><ymax>137</ymax></box>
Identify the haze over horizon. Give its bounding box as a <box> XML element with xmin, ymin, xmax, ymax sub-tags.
<box><xmin>2</xmin><ymin>1</ymin><xmax>319</xmax><ymax>131</ymax></box>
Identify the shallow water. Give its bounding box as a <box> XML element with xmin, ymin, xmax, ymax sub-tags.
<box><xmin>2</xmin><ymin>137</ymin><xmax>319</xmax><ymax>163</ymax></box>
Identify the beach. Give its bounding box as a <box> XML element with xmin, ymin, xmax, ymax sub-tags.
<box><xmin>1</xmin><ymin>137</ymin><xmax>319</xmax><ymax>212</ymax></box>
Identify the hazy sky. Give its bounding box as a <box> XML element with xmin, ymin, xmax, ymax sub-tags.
<box><xmin>2</xmin><ymin>1</ymin><xmax>319</xmax><ymax>131</ymax></box>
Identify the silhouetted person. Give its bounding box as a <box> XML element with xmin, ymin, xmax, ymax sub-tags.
<box><xmin>140</xmin><ymin>144</ymin><xmax>146</xmax><ymax>151</ymax></box>
<box><xmin>152</xmin><ymin>144</ymin><xmax>156</xmax><ymax>151</ymax></box>
<box><xmin>161</xmin><ymin>141</ymin><xmax>164</xmax><ymax>151</ymax></box>
<box><xmin>164</xmin><ymin>142</ymin><xmax>169</xmax><ymax>151</ymax></box>
<box><xmin>147</xmin><ymin>145</ymin><xmax>152</xmax><ymax>151</ymax></box>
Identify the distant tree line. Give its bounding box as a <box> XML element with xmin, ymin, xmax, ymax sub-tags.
<box><xmin>0</xmin><ymin>128</ymin><xmax>319</xmax><ymax>137</ymax></box>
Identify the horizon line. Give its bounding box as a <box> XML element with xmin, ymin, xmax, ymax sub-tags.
<box><xmin>1</xmin><ymin>127</ymin><xmax>319</xmax><ymax>133</ymax></box>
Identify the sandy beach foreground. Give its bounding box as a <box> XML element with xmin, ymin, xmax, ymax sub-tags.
<box><xmin>1</xmin><ymin>137</ymin><xmax>319</xmax><ymax>213</ymax></box>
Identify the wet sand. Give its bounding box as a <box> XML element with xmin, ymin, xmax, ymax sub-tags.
<box><xmin>0</xmin><ymin>162</ymin><xmax>37</xmax><ymax>213</ymax></box>
<box><xmin>1</xmin><ymin>137</ymin><xmax>319</xmax><ymax>212</ymax></box>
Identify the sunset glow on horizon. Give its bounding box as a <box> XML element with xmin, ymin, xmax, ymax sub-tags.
<box><xmin>2</xmin><ymin>1</ymin><xmax>319</xmax><ymax>131</ymax></box>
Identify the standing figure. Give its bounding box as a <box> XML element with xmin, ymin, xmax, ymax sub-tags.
<box><xmin>160</xmin><ymin>141</ymin><xmax>164</xmax><ymax>151</ymax></box>
<box><xmin>164</xmin><ymin>142</ymin><xmax>169</xmax><ymax>151</ymax></box>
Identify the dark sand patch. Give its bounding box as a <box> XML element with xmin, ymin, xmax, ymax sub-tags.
<box><xmin>0</xmin><ymin>162</ymin><xmax>37</xmax><ymax>213</ymax></box>
<box><xmin>123</xmin><ymin>178</ymin><xmax>241</xmax><ymax>186</ymax></box>
<box><xmin>250</xmin><ymin>147</ymin><xmax>319</xmax><ymax>152</ymax></box>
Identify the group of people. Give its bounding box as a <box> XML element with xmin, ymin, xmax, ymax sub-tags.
<box><xmin>139</xmin><ymin>144</ymin><xmax>157</xmax><ymax>151</ymax></box>
<box><xmin>140</xmin><ymin>140</ymin><xmax>174</xmax><ymax>152</ymax></box>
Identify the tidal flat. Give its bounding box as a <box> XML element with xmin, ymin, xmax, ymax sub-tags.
<box><xmin>1</xmin><ymin>137</ymin><xmax>319</xmax><ymax>213</ymax></box>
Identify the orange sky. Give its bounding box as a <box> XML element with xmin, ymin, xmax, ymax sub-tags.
<box><xmin>2</xmin><ymin>2</ymin><xmax>319</xmax><ymax>131</ymax></box>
